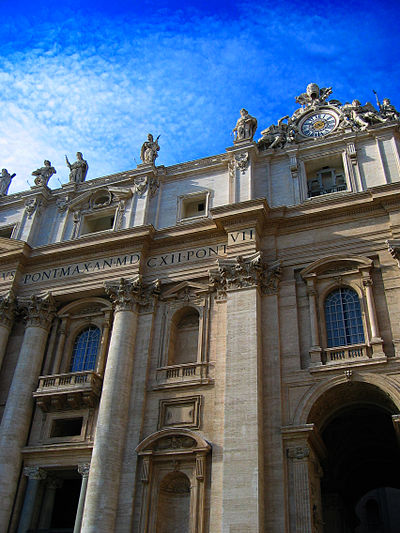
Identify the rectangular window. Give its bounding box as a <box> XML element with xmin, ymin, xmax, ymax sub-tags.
<box><xmin>305</xmin><ymin>155</ymin><xmax>347</xmax><ymax>198</ymax></box>
<box><xmin>50</xmin><ymin>417</ymin><xmax>83</xmax><ymax>438</ymax></box>
<box><xmin>0</xmin><ymin>225</ymin><xmax>15</xmax><ymax>238</ymax></box>
<box><xmin>178</xmin><ymin>192</ymin><xmax>210</xmax><ymax>222</ymax></box>
<box><xmin>81</xmin><ymin>212</ymin><xmax>115</xmax><ymax>235</ymax></box>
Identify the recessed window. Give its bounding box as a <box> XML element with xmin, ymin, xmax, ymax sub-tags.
<box><xmin>305</xmin><ymin>155</ymin><xmax>347</xmax><ymax>198</ymax></box>
<box><xmin>70</xmin><ymin>326</ymin><xmax>101</xmax><ymax>372</ymax></box>
<box><xmin>50</xmin><ymin>417</ymin><xmax>83</xmax><ymax>438</ymax></box>
<box><xmin>0</xmin><ymin>225</ymin><xmax>14</xmax><ymax>238</ymax></box>
<box><xmin>81</xmin><ymin>212</ymin><xmax>115</xmax><ymax>235</ymax></box>
<box><xmin>178</xmin><ymin>192</ymin><xmax>209</xmax><ymax>221</ymax></box>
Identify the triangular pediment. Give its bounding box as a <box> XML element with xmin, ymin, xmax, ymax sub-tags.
<box><xmin>162</xmin><ymin>280</ymin><xmax>209</xmax><ymax>300</ymax></box>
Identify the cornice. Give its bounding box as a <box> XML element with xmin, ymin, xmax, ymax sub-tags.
<box><xmin>0</xmin><ymin>238</ymin><xmax>31</xmax><ymax>265</ymax></box>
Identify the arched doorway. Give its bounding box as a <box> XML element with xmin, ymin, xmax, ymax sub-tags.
<box><xmin>307</xmin><ymin>381</ymin><xmax>400</xmax><ymax>532</ymax></box>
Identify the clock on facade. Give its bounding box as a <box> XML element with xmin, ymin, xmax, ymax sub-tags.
<box><xmin>300</xmin><ymin>111</ymin><xmax>339</xmax><ymax>138</ymax></box>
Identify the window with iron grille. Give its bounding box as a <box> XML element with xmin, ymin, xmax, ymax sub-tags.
<box><xmin>324</xmin><ymin>288</ymin><xmax>365</xmax><ymax>347</ymax></box>
<box><xmin>70</xmin><ymin>326</ymin><xmax>101</xmax><ymax>372</ymax></box>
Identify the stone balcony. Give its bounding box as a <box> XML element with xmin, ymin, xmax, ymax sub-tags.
<box><xmin>33</xmin><ymin>371</ymin><xmax>103</xmax><ymax>411</ymax></box>
<box><xmin>324</xmin><ymin>343</ymin><xmax>371</xmax><ymax>364</ymax></box>
<box><xmin>154</xmin><ymin>362</ymin><xmax>214</xmax><ymax>390</ymax></box>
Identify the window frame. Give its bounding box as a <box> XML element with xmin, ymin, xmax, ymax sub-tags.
<box><xmin>69</xmin><ymin>325</ymin><xmax>102</xmax><ymax>372</ymax></box>
<box><xmin>177</xmin><ymin>190</ymin><xmax>210</xmax><ymax>223</ymax></box>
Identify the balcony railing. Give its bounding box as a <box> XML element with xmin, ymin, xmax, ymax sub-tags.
<box><xmin>155</xmin><ymin>362</ymin><xmax>213</xmax><ymax>389</ymax></box>
<box><xmin>324</xmin><ymin>344</ymin><xmax>370</xmax><ymax>364</ymax></box>
<box><xmin>33</xmin><ymin>371</ymin><xmax>102</xmax><ymax>411</ymax></box>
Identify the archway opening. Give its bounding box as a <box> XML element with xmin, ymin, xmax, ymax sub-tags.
<box><xmin>309</xmin><ymin>382</ymin><xmax>400</xmax><ymax>532</ymax></box>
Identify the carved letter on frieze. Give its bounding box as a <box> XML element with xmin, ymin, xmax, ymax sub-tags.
<box><xmin>105</xmin><ymin>277</ymin><xmax>161</xmax><ymax>312</ymax></box>
<box><xmin>209</xmin><ymin>253</ymin><xmax>281</xmax><ymax>297</ymax></box>
<box><xmin>0</xmin><ymin>291</ymin><xmax>16</xmax><ymax>328</ymax></box>
<box><xmin>18</xmin><ymin>293</ymin><xmax>56</xmax><ymax>331</ymax></box>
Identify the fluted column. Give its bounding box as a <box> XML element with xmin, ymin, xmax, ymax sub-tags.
<box><xmin>17</xmin><ymin>467</ymin><xmax>47</xmax><ymax>533</ymax></box>
<box><xmin>0</xmin><ymin>291</ymin><xmax>16</xmax><ymax>371</ymax></box>
<box><xmin>73</xmin><ymin>463</ymin><xmax>90</xmax><ymax>533</ymax></box>
<box><xmin>81</xmin><ymin>278</ymin><xmax>156</xmax><ymax>533</ymax></box>
<box><xmin>282</xmin><ymin>425</ymin><xmax>325</xmax><ymax>533</ymax></box>
<box><xmin>0</xmin><ymin>294</ymin><xmax>55</xmax><ymax>531</ymax></box>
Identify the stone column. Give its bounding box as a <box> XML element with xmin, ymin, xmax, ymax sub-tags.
<box><xmin>95</xmin><ymin>313</ymin><xmax>111</xmax><ymax>375</ymax></box>
<box><xmin>80</xmin><ymin>278</ymin><xmax>147</xmax><ymax>533</ymax></box>
<box><xmin>282</xmin><ymin>425</ymin><xmax>325</xmax><ymax>533</ymax></box>
<box><xmin>17</xmin><ymin>466</ymin><xmax>47</xmax><ymax>533</ymax></box>
<box><xmin>306</xmin><ymin>280</ymin><xmax>322</xmax><ymax>366</ymax></box>
<box><xmin>0</xmin><ymin>291</ymin><xmax>16</xmax><ymax>371</ymax></box>
<box><xmin>0</xmin><ymin>294</ymin><xmax>55</xmax><ymax>532</ymax></box>
<box><xmin>209</xmin><ymin>253</ymin><xmax>280</xmax><ymax>533</ymax></box>
<box><xmin>362</xmin><ymin>276</ymin><xmax>385</xmax><ymax>357</ymax></box>
<box><xmin>51</xmin><ymin>317</ymin><xmax>68</xmax><ymax>373</ymax></box>
<box><xmin>38</xmin><ymin>476</ymin><xmax>63</xmax><ymax>529</ymax></box>
<box><xmin>73</xmin><ymin>463</ymin><xmax>90</xmax><ymax>533</ymax></box>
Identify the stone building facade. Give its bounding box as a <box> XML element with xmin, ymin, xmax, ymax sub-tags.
<box><xmin>1</xmin><ymin>84</ymin><xmax>400</xmax><ymax>532</ymax></box>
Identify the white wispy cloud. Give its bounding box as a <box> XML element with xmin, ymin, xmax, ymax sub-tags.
<box><xmin>0</xmin><ymin>2</ymin><xmax>399</xmax><ymax>194</ymax></box>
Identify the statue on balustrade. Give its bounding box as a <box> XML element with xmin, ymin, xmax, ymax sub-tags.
<box><xmin>233</xmin><ymin>108</ymin><xmax>258</xmax><ymax>142</ymax></box>
<box><xmin>31</xmin><ymin>160</ymin><xmax>56</xmax><ymax>187</ymax></box>
<box><xmin>140</xmin><ymin>134</ymin><xmax>160</xmax><ymax>164</ymax></box>
<box><xmin>65</xmin><ymin>152</ymin><xmax>88</xmax><ymax>183</ymax></box>
<box><xmin>0</xmin><ymin>169</ymin><xmax>15</xmax><ymax>196</ymax></box>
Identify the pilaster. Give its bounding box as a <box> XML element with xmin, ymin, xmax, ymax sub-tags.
<box><xmin>209</xmin><ymin>253</ymin><xmax>280</xmax><ymax>533</ymax></box>
<box><xmin>0</xmin><ymin>290</ymin><xmax>16</xmax><ymax>370</ymax></box>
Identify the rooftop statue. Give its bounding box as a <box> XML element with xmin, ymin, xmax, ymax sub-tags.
<box><xmin>378</xmin><ymin>97</ymin><xmax>400</xmax><ymax>121</ymax></box>
<box><xmin>140</xmin><ymin>134</ymin><xmax>160</xmax><ymax>164</ymax></box>
<box><xmin>259</xmin><ymin>116</ymin><xmax>296</xmax><ymax>150</ymax></box>
<box><xmin>31</xmin><ymin>160</ymin><xmax>56</xmax><ymax>187</ymax></box>
<box><xmin>233</xmin><ymin>108</ymin><xmax>258</xmax><ymax>142</ymax></box>
<box><xmin>342</xmin><ymin>100</ymin><xmax>387</xmax><ymax>130</ymax></box>
<box><xmin>0</xmin><ymin>169</ymin><xmax>15</xmax><ymax>196</ymax></box>
<box><xmin>295</xmin><ymin>83</ymin><xmax>333</xmax><ymax>107</ymax></box>
<box><xmin>65</xmin><ymin>152</ymin><xmax>88</xmax><ymax>183</ymax></box>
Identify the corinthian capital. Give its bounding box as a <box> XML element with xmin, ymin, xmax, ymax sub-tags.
<box><xmin>105</xmin><ymin>277</ymin><xmax>161</xmax><ymax>312</ymax></box>
<box><xmin>0</xmin><ymin>291</ymin><xmax>16</xmax><ymax>328</ymax></box>
<box><xmin>18</xmin><ymin>293</ymin><xmax>56</xmax><ymax>330</ymax></box>
<box><xmin>209</xmin><ymin>253</ymin><xmax>281</xmax><ymax>296</ymax></box>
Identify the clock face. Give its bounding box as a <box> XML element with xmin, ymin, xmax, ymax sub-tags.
<box><xmin>300</xmin><ymin>111</ymin><xmax>338</xmax><ymax>138</ymax></box>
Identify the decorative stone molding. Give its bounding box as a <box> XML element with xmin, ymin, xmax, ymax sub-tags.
<box><xmin>149</xmin><ymin>176</ymin><xmax>160</xmax><ymax>197</ymax></box>
<box><xmin>0</xmin><ymin>291</ymin><xmax>16</xmax><ymax>328</ymax></box>
<box><xmin>287</xmin><ymin>446</ymin><xmax>310</xmax><ymax>460</ymax></box>
<box><xmin>77</xmin><ymin>463</ymin><xmax>90</xmax><ymax>478</ymax></box>
<box><xmin>18</xmin><ymin>294</ymin><xmax>56</xmax><ymax>330</ymax></box>
<box><xmin>387</xmin><ymin>240</ymin><xmax>400</xmax><ymax>267</ymax></box>
<box><xmin>23</xmin><ymin>466</ymin><xmax>47</xmax><ymax>480</ymax></box>
<box><xmin>229</xmin><ymin>152</ymin><xmax>249</xmax><ymax>176</ymax></box>
<box><xmin>346</xmin><ymin>142</ymin><xmax>357</xmax><ymax>164</ymax></box>
<box><xmin>105</xmin><ymin>277</ymin><xmax>161</xmax><ymax>312</ymax></box>
<box><xmin>24</xmin><ymin>197</ymin><xmax>41</xmax><ymax>218</ymax></box>
<box><xmin>209</xmin><ymin>252</ymin><xmax>281</xmax><ymax>298</ymax></box>
<box><xmin>132</xmin><ymin>176</ymin><xmax>148</xmax><ymax>196</ymax></box>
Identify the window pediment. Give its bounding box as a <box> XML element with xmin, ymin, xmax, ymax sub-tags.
<box><xmin>136</xmin><ymin>429</ymin><xmax>211</xmax><ymax>455</ymax></box>
<box><xmin>301</xmin><ymin>255</ymin><xmax>372</xmax><ymax>279</ymax></box>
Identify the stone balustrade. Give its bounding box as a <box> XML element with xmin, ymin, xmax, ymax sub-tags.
<box><xmin>155</xmin><ymin>362</ymin><xmax>213</xmax><ymax>389</ymax></box>
<box><xmin>33</xmin><ymin>371</ymin><xmax>103</xmax><ymax>411</ymax></box>
<box><xmin>324</xmin><ymin>343</ymin><xmax>370</xmax><ymax>363</ymax></box>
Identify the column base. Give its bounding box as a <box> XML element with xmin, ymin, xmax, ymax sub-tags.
<box><xmin>309</xmin><ymin>347</ymin><xmax>322</xmax><ymax>367</ymax></box>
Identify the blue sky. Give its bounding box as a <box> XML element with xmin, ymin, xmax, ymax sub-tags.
<box><xmin>1</xmin><ymin>0</ymin><xmax>399</xmax><ymax>193</ymax></box>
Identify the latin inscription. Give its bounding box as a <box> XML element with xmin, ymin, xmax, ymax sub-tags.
<box><xmin>1</xmin><ymin>244</ymin><xmax>229</xmax><ymax>286</ymax></box>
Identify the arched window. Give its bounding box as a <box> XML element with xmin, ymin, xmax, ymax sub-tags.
<box><xmin>70</xmin><ymin>326</ymin><xmax>101</xmax><ymax>372</ymax></box>
<box><xmin>325</xmin><ymin>288</ymin><xmax>365</xmax><ymax>347</ymax></box>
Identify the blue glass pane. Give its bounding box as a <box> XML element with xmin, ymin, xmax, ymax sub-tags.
<box><xmin>324</xmin><ymin>288</ymin><xmax>365</xmax><ymax>348</ymax></box>
<box><xmin>70</xmin><ymin>326</ymin><xmax>101</xmax><ymax>372</ymax></box>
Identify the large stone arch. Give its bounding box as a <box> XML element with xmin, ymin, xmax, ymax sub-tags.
<box><xmin>293</xmin><ymin>372</ymin><xmax>400</xmax><ymax>428</ymax></box>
